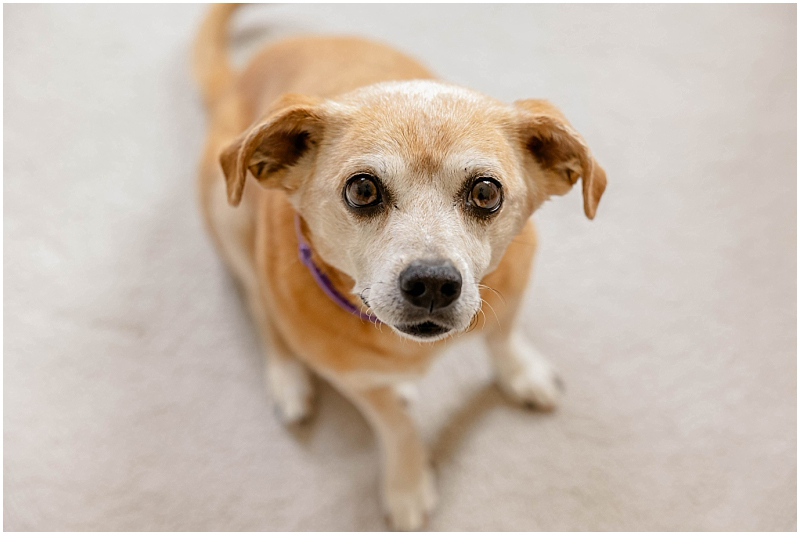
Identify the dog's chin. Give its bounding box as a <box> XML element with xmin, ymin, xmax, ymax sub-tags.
<box><xmin>391</xmin><ymin>321</ymin><xmax>454</xmax><ymax>342</ymax></box>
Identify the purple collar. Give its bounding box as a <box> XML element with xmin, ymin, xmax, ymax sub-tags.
<box><xmin>294</xmin><ymin>214</ymin><xmax>382</xmax><ymax>324</ymax></box>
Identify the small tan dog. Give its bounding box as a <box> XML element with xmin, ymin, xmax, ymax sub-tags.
<box><xmin>193</xmin><ymin>5</ymin><xmax>606</xmax><ymax>530</ymax></box>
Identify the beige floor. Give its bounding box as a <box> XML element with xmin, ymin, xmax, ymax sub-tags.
<box><xmin>4</xmin><ymin>4</ymin><xmax>796</xmax><ymax>531</ymax></box>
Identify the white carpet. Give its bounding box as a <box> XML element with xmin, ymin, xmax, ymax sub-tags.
<box><xmin>4</xmin><ymin>4</ymin><xmax>796</xmax><ymax>530</ymax></box>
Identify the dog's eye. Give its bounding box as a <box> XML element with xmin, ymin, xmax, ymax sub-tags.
<box><xmin>469</xmin><ymin>178</ymin><xmax>503</xmax><ymax>213</ymax></box>
<box><xmin>345</xmin><ymin>174</ymin><xmax>381</xmax><ymax>208</ymax></box>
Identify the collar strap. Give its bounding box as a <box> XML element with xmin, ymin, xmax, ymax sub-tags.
<box><xmin>294</xmin><ymin>214</ymin><xmax>382</xmax><ymax>324</ymax></box>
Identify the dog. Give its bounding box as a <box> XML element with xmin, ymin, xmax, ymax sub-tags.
<box><xmin>192</xmin><ymin>4</ymin><xmax>606</xmax><ymax>530</ymax></box>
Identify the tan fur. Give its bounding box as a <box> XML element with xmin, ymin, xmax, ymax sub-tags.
<box><xmin>192</xmin><ymin>5</ymin><xmax>605</xmax><ymax>530</ymax></box>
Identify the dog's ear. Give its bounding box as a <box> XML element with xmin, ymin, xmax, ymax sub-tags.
<box><xmin>513</xmin><ymin>99</ymin><xmax>607</xmax><ymax>219</ymax></box>
<box><xmin>219</xmin><ymin>94</ymin><xmax>325</xmax><ymax>206</ymax></box>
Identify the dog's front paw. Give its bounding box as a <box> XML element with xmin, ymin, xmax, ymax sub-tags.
<box><xmin>267</xmin><ymin>356</ymin><xmax>315</xmax><ymax>424</ymax></box>
<box><xmin>383</xmin><ymin>466</ymin><xmax>437</xmax><ymax>531</ymax></box>
<box><xmin>493</xmin><ymin>334</ymin><xmax>563</xmax><ymax>411</ymax></box>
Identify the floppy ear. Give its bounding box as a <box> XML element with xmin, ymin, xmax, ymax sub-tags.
<box><xmin>219</xmin><ymin>94</ymin><xmax>325</xmax><ymax>206</ymax></box>
<box><xmin>514</xmin><ymin>99</ymin><xmax>607</xmax><ymax>219</ymax></box>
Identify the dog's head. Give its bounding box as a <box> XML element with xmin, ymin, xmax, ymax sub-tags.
<box><xmin>220</xmin><ymin>81</ymin><xmax>606</xmax><ymax>341</ymax></box>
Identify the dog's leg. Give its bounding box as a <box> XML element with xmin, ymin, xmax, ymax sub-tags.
<box><xmin>249</xmin><ymin>297</ymin><xmax>315</xmax><ymax>424</ymax></box>
<box><xmin>338</xmin><ymin>384</ymin><xmax>436</xmax><ymax>531</ymax></box>
<box><xmin>484</xmin><ymin>302</ymin><xmax>562</xmax><ymax>411</ymax></box>
<box><xmin>202</xmin><ymin>176</ymin><xmax>315</xmax><ymax>422</ymax></box>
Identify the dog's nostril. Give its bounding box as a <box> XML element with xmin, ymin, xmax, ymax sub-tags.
<box><xmin>407</xmin><ymin>281</ymin><xmax>426</xmax><ymax>297</ymax></box>
<box><xmin>440</xmin><ymin>282</ymin><xmax>457</xmax><ymax>297</ymax></box>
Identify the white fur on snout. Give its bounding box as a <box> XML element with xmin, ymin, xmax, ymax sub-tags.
<box><xmin>355</xmin><ymin>196</ymin><xmax>487</xmax><ymax>340</ymax></box>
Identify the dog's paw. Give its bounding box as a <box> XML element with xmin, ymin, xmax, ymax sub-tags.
<box><xmin>266</xmin><ymin>356</ymin><xmax>315</xmax><ymax>424</ymax></box>
<box><xmin>493</xmin><ymin>335</ymin><xmax>563</xmax><ymax>411</ymax></box>
<box><xmin>383</xmin><ymin>467</ymin><xmax>437</xmax><ymax>531</ymax></box>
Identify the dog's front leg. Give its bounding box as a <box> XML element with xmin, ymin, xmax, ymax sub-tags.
<box><xmin>248</xmin><ymin>294</ymin><xmax>316</xmax><ymax>424</ymax></box>
<box><xmin>341</xmin><ymin>384</ymin><xmax>436</xmax><ymax>531</ymax></box>
<box><xmin>484</xmin><ymin>303</ymin><xmax>563</xmax><ymax>411</ymax></box>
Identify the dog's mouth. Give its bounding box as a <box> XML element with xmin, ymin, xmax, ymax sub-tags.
<box><xmin>394</xmin><ymin>321</ymin><xmax>452</xmax><ymax>339</ymax></box>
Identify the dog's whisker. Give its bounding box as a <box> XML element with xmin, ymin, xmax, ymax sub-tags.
<box><xmin>477</xmin><ymin>282</ymin><xmax>506</xmax><ymax>306</ymax></box>
<box><xmin>480</xmin><ymin>297</ymin><xmax>501</xmax><ymax>328</ymax></box>
<box><xmin>477</xmin><ymin>305</ymin><xmax>488</xmax><ymax>330</ymax></box>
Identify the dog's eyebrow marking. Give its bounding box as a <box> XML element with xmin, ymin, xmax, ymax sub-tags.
<box><xmin>446</xmin><ymin>151</ymin><xmax>505</xmax><ymax>178</ymax></box>
<box><xmin>342</xmin><ymin>153</ymin><xmax>405</xmax><ymax>180</ymax></box>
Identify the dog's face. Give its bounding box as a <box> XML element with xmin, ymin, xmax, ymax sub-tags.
<box><xmin>221</xmin><ymin>81</ymin><xmax>605</xmax><ymax>341</ymax></box>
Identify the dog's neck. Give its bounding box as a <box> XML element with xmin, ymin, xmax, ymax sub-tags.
<box><xmin>294</xmin><ymin>214</ymin><xmax>382</xmax><ymax>324</ymax></box>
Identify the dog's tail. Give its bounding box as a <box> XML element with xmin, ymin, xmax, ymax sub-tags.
<box><xmin>192</xmin><ymin>3</ymin><xmax>240</xmax><ymax>109</ymax></box>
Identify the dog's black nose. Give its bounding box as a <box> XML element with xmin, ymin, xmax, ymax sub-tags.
<box><xmin>398</xmin><ymin>259</ymin><xmax>462</xmax><ymax>311</ymax></box>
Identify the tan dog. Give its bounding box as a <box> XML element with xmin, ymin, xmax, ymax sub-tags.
<box><xmin>193</xmin><ymin>5</ymin><xmax>606</xmax><ymax>530</ymax></box>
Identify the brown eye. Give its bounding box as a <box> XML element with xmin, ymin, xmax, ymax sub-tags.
<box><xmin>345</xmin><ymin>174</ymin><xmax>381</xmax><ymax>208</ymax></box>
<box><xmin>469</xmin><ymin>178</ymin><xmax>502</xmax><ymax>212</ymax></box>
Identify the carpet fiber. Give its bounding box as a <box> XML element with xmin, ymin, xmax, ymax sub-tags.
<box><xmin>4</xmin><ymin>4</ymin><xmax>796</xmax><ymax>530</ymax></box>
